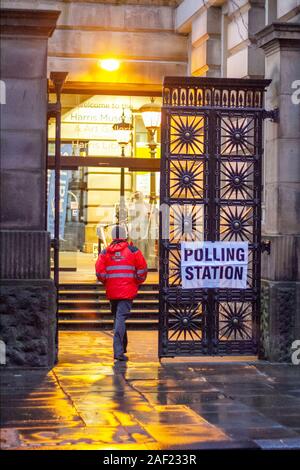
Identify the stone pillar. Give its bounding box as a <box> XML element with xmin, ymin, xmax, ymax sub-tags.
<box><xmin>256</xmin><ymin>22</ymin><xmax>300</xmax><ymax>362</ymax></box>
<box><xmin>0</xmin><ymin>9</ymin><xmax>60</xmax><ymax>368</ymax></box>
<box><xmin>190</xmin><ymin>7</ymin><xmax>222</xmax><ymax>77</ymax></box>
<box><xmin>226</xmin><ymin>0</ymin><xmax>265</xmax><ymax>78</ymax></box>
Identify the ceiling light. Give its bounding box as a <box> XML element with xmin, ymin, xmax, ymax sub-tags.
<box><xmin>98</xmin><ymin>59</ymin><xmax>120</xmax><ymax>72</ymax></box>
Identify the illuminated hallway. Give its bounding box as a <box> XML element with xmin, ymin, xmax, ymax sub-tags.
<box><xmin>1</xmin><ymin>331</ymin><xmax>300</xmax><ymax>450</ymax></box>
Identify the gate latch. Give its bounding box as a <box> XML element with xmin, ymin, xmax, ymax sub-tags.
<box><xmin>261</xmin><ymin>239</ymin><xmax>271</xmax><ymax>255</ymax></box>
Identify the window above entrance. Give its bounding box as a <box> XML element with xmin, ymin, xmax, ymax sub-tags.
<box><xmin>48</xmin><ymin>94</ymin><xmax>162</xmax><ymax>160</ymax></box>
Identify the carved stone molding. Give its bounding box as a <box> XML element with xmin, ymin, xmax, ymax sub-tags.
<box><xmin>0</xmin><ymin>8</ymin><xmax>60</xmax><ymax>38</ymax></box>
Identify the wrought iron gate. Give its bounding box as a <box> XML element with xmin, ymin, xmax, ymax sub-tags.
<box><xmin>159</xmin><ymin>77</ymin><xmax>271</xmax><ymax>357</ymax></box>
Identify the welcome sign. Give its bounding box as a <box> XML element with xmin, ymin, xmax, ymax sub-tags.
<box><xmin>181</xmin><ymin>241</ymin><xmax>248</xmax><ymax>289</ymax></box>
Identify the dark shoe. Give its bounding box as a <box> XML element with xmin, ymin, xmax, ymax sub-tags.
<box><xmin>114</xmin><ymin>355</ymin><xmax>128</xmax><ymax>362</ymax></box>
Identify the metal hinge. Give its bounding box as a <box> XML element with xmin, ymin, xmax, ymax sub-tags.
<box><xmin>50</xmin><ymin>238</ymin><xmax>59</xmax><ymax>250</ymax></box>
<box><xmin>262</xmin><ymin>108</ymin><xmax>279</xmax><ymax>123</ymax></box>
<box><xmin>261</xmin><ymin>240</ymin><xmax>271</xmax><ymax>255</ymax></box>
<box><xmin>47</xmin><ymin>102</ymin><xmax>60</xmax><ymax>118</ymax></box>
<box><xmin>47</xmin><ymin>71</ymin><xmax>68</xmax><ymax>118</ymax></box>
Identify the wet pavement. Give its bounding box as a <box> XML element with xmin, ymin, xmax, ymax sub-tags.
<box><xmin>1</xmin><ymin>331</ymin><xmax>300</xmax><ymax>450</ymax></box>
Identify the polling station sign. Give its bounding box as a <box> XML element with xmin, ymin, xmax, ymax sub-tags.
<box><xmin>181</xmin><ymin>241</ymin><xmax>248</xmax><ymax>289</ymax></box>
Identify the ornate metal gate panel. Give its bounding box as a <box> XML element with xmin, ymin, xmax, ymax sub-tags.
<box><xmin>159</xmin><ymin>77</ymin><xmax>271</xmax><ymax>357</ymax></box>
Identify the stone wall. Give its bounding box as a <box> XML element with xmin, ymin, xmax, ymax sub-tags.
<box><xmin>261</xmin><ymin>280</ymin><xmax>300</xmax><ymax>362</ymax></box>
<box><xmin>176</xmin><ymin>0</ymin><xmax>266</xmax><ymax>78</ymax></box>
<box><xmin>0</xmin><ymin>0</ymin><xmax>188</xmax><ymax>93</ymax></box>
<box><xmin>0</xmin><ymin>281</ymin><xmax>57</xmax><ymax>367</ymax></box>
<box><xmin>257</xmin><ymin>21</ymin><xmax>300</xmax><ymax>362</ymax></box>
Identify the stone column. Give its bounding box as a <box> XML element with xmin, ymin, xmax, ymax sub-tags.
<box><xmin>189</xmin><ymin>7</ymin><xmax>222</xmax><ymax>77</ymax></box>
<box><xmin>0</xmin><ymin>9</ymin><xmax>60</xmax><ymax>368</ymax></box>
<box><xmin>256</xmin><ymin>22</ymin><xmax>300</xmax><ymax>362</ymax></box>
<box><xmin>226</xmin><ymin>0</ymin><xmax>265</xmax><ymax>78</ymax></box>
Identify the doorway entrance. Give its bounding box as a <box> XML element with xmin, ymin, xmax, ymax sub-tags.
<box><xmin>47</xmin><ymin>93</ymin><xmax>162</xmax><ymax>285</ymax></box>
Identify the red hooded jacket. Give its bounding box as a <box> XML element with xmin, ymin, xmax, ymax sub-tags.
<box><xmin>95</xmin><ymin>239</ymin><xmax>148</xmax><ymax>300</ymax></box>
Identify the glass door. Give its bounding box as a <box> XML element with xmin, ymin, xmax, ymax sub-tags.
<box><xmin>47</xmin><ymin>163</ymin><xmax>160</xmax><ymax>283</ymax></box>
<box><xmin>47</xmin><ymin>92</ymin><xmax>162</xmax><ymax>283</ymax></box>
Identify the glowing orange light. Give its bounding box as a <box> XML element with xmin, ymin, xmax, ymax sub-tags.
<box><xmin>98</xmin><ymin>59</ymin><xmax>120</xmax><ymax>72</ymax></box>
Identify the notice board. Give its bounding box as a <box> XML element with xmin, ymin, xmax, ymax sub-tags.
<box><xmin>181</xmin><ymin>241</ymin><xmax>248</xmax><ymax>289</ymax></box>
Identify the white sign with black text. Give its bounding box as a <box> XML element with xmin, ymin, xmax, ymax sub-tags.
<box><xmin>181</xmin><ymin>241</ymin><xmax>248</xmax><ymax>289</ymax></box>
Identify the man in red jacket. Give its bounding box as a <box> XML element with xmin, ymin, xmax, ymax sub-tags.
<box><xmin>95</xmin><ymin>225</ymin><xmax>148</xmax><ymax>361</ymax></box>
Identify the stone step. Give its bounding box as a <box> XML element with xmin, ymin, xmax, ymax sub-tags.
<box><xmin>59</xmin><ymin>282</ymin><xmax>158</xmax><ymax>291</ymax></box>
<box><xmin>59</xmin><ymin>299</ymin><xmax>158</xmax><ymax>307</ymax></box>
<box><xmin>58</xmin><ymin>282</ymin><xmax>159</xmax><ymax>329</ymax></box>
<box><xmin>59</xmin><ymin>308</ymin><xmax>158</xmax><ymax>317</ymax></box>
<box><xmin>59</xmin><ymin>289</ymin><xmax>158</xmax><ymax>294</ymax></box>
<box><xmin>59</xmin><ymin>318</ymin><xmax>158</xmax><ymax>330</ymax></box>
<box><xmin>59</xmin><ymin>290</ymin><xmax>158</xmax><ymax>299</ymax></box>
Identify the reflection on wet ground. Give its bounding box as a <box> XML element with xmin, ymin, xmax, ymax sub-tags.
<box><xmin>1</xmin><ymin>331</ymin><xmax>300</xmax><ymax>450</ymax></box>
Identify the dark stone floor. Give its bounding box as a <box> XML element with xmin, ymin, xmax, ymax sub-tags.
<box><xmin>1</xmin><ymin>331</ymin><xmax>300</xmax><ymax>450</ymax></box>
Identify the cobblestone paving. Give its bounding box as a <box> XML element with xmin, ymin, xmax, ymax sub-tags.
<box><xmin>1</xmin><ymin>331</ymin><xmax>300</xmax><ymax>450</ymax></box>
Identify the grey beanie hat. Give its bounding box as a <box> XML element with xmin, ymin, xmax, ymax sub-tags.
<box><xmin>111</xmin><ymin>224</ymin><xmax>128</xmax><ymax>240</ymax></box>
